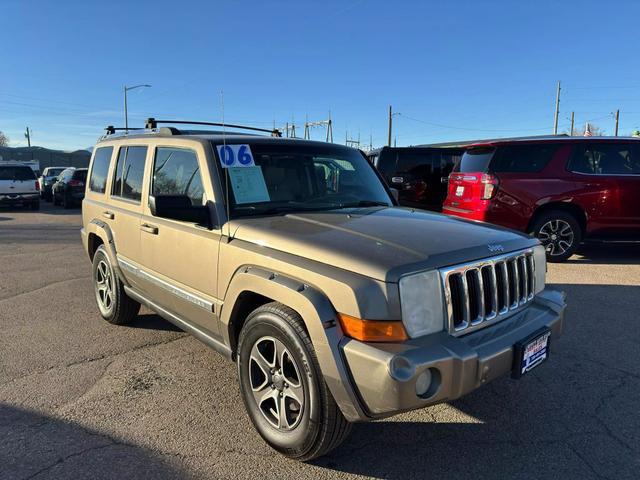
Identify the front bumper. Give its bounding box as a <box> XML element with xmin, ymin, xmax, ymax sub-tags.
<box><xmin>341</xmin><ymin>287</ymin><xmax>566</xmax><ymax>419</ymax></box>
<box><xmin>0</xmin><ymin>193</ymin><xmax>39</xmax><ymax>204</ymax></box>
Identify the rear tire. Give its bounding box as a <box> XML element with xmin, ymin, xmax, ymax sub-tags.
<box><xmin>92</xmin><ymin>245</ymin><xmax>140</xmax><ymax>325</ymax></box>
<box><xmin>52</xmin><ymin>192</ymin><xmax>60</xmax><ymax>206</ymax></box>
<box><xmin>62</xmin><ymin>193</ymin><xmax>72</xmax><ymax>209</ymax></box>
<box><xmin>530</xmin><ymin>210</ymin><xmax>581</xmax><ymax>262</ymax></box>
<box><xmin>237</xmin><ymin>302</ymin><xmax>352</xmax><ymax>461</ymax></box>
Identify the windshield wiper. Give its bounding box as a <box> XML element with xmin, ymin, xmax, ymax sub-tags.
<box><xmin>336</xmin><ymin>200</ymin><xmax>390</xmax><ymax>209</ymax></box>
<box><xmin>256</xmin><ymin>205</ymin><xmax>333</xmax><ymax>215</ymax></box>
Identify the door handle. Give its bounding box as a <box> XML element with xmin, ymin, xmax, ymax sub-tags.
<box><xmin>102</xmin><ymin>210</ymin><xmax>115</xmax><ymax>220</ymax></box>
<box><xmin>391</xmin><ymin>176</ymin><xmax>404</xmax><ymax>184</ymax></box>
<box><xmin>441</xmin><ymin>176</ymin><xmax>449</xmax><ymax>184</ymax></box>
<box><xmin>140</xmin><ymin>223</ymin><xmax>159</xmax><ymax>235</ymax></box>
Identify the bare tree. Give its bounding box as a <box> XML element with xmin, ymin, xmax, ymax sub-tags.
<box><xmin>564</xmin><ymin>123</ymin><xmax>606</xmax><ymax>136</ymax></box>
<box><xmin>0</xmin><ymin>131</ymin><xmax>9</xmax><ymax>146</ymax></box>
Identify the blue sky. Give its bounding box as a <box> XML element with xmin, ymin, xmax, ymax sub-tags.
<box><xmin>2</xmin><ymin>0</ymin><xmax>640</xmax><ymax>151</ymax></box>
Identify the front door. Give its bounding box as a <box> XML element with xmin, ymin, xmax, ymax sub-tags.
<box><xmin>138</xmin><ymin>146</ymin><xmax>222</xmax><ymax>336</ymax></box>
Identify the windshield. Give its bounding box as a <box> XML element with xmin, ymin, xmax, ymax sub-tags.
<box><xmin>213</xmin><ymin>142</ymin><xmax>392</xmax><ymax>218</ymax></box>
<box><xmin>455</xmin><ymin>147</ymin><xmax>496</xmax><ymax>173</ymax></box>
<box><xmin>0</xmin><ymin>166</ymin><xmax>37</xmax><ymax>181</ymax></box>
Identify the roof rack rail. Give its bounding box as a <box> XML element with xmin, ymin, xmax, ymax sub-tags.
<box><xmin>145</xmin><ymin>118</ymin><xmax>282</xmax><ymax>137</ymax></box>
<box><xmin>104</xmin><ymin>126</ymin><xmax>144</xmax><ymax>135</ymax></box>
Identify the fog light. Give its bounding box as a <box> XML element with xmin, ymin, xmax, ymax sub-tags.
<box><xmin>415</xmin><ymin>369</ymin><xmax>432</xmax><ymax>397</ymax></box>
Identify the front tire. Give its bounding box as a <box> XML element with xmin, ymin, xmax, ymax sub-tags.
<box><xmin>530</xmin><ymin>210</ymin><xmax>581</xmax><ymax>262</ymax></box>
<box><xmin>92</xmin><ymin>245</ymin><xmax>140</xmax><ymax>325</ymax></box>
<box><xmin>237</xmin><ymin>302</ymin><xmax>352</xmax><ymax>461</ymax></box>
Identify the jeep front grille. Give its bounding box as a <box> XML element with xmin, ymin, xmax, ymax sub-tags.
<box><xmin>440</xmin><ymin>249</ymin><xmax>535</xmax><ymax>336</ymax></box>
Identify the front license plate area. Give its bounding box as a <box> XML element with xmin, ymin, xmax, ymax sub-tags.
<box><xmin>512</xmin><ymin>328</ymin><xmax>551</xmax><ymax>379</ymax></box>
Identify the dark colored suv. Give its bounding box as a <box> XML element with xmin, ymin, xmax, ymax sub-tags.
<box><xmin>443</xmin><ymin>136</ymin><xmax>640</xmax><ymax>261</ymax></box>
<box><xmin>369</xmin><ymin>146</ymin><xmax>464</xmax><ymax>211</ymax></box>
<box><xmin>52</xmin><ymin>167</ymin><xmax>88</xmax><ymax>208</ymax></box>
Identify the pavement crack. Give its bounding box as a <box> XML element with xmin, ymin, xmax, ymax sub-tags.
<box><xmin>0</xmin><ymin>335</ymin><xmax>188</xmax><ymax>388</ymax></box>
<box><xmin>21</xmin><ymin>442</ymin><xmax>116</xmax><ymax>480</ymax></box>
<box><xmin>0</xmin><ymin>275</ymin><xmax>90</xmax><ymax>303</ymax></box>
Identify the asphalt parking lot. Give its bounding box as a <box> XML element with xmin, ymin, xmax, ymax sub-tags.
<box><xmin>1</xmin><ymin>202</ymin><xmax>639</xmax><ymax>480</ymax></box>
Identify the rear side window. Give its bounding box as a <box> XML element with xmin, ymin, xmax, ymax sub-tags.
<box><xmin>457</xmin><ymin>147</ymin><xmax>495</xmax><ymax>172</ymax></box>
<box><xmin>568</xmin><ymin>143</ymin><xmax>640</xmax><ymax>175</ymax></box>
<box><xmin>152</xmin><ymin>147</ymin><xmax>205</xmax><ymax>205</ymax></box>
<box><xmin>0</xmin><ymin>166</ymin><xmax>36</xmax><ymax>181</ymax></box>
<box><xmin>112</xmin><ymin>146</ymin><xmax>148</xmax><ymax>202</ymax></box>
<box><xmin>491</xmin><ymin>144</ymin><xmax>560</xmax><ymax>173</ymax></box>
<box><xmin>397</xmin><ymin>150</ymin><xmax>432</xmax><ymax>173</ymax></box>
<box><xmin>89</xmin><ymin>147</ymin><xmax>114</xmax><ymax>193</ymax></box>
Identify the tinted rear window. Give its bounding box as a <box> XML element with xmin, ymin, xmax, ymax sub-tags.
<box><xmin>0</xmin><ymin>166</ymin><xmax>36</xmax><ymax>181</ymax></box>
<box><xmin>491</xmin><ymin>144</ymin><xmax>560</xmax><ymax>173</ymax></box>
<box><xmin>457</xmin><ymin>147</ymin><xmax>495</xmax><ymax>172</ymax></box>
<box><xmin>89</xmin><ymin>147</ymin><xmax>113</xmax><ymax>193</ymax></box>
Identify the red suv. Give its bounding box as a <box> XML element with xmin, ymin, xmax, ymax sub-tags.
<box><xmin>443</xmin><ymin>137</ymin><xmax>640</xmax><ymax>261</ymax></box>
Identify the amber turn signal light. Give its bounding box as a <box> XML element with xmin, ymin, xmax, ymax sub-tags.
<box><xmin>337</xmin><ymin>313</ymin><xmax>408</xmax><ymax>342</ymax></box>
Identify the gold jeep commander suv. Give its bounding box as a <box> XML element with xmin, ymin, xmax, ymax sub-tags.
<box><xmin>81</xmin><ymin>118</ymin><xmax>566</xmax><ymax>460</ymax></box>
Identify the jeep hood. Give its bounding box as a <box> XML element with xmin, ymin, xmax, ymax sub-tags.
<box><xmin>230</xmin><ymin>207</ymin><xmax>536</xmax><ymax>282</ymax></box>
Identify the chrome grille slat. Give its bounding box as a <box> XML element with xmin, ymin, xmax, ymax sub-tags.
<box><xmin>440</xmin><ymin>248</ymin><xmax>536</xmax><ymax>337</ymax></box>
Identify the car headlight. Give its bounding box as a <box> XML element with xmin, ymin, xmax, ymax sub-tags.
<box><xmin>399</xmin><ymin>270</ymin><xmax>445</xmax><ymax>338</ymax></box>
<box><xmin>533</xmin><ymin>245</ymin><xmax>546</xmax><ymax>295</ymax></box>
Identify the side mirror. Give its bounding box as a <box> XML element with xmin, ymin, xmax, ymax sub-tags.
<box><xmin>390</xmin><ymin>188</ymin><xmax>400</xmax><ymax>203</ymax></box>
<box><xmin>149</xmin><ymin>195</ymin><xmax>215</xmax><ymax>228</ymax></box>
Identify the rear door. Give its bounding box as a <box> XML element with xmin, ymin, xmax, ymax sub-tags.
<box><xmin>568</xmin><ymin>142</ymin><xmax>640</xmax><ymax>237</ymax></box>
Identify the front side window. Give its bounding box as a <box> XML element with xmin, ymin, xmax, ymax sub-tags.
<box><xmin>112</xmin><ymin>146</ymin><xmax>147</xmax><ymax>202</ymax></box>
<box><xmin>89</xmin><ymin>147</ymin><xmax>114</xmax><ymax>193</ymax></box>
<box><xmin>152</xmin><ymin>147</ymin><xmax>205</xmax><ymax>205</ymax></box>
<box><xmin>568</xmin><ymin>143</ymin><xmax>640</xmax><ymax>175</ymax></box>
<box><xmin>213</xmin><ymin>142</ymin><xmax>392</xmax><ymax>218</ymax></box>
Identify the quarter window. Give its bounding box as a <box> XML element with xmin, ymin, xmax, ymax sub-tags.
<box><xmin>152</xmin><ymin>148</ymin><xmax>205</xmax><ymax>205</ymax></box>
<box><xmin>112</xmin><ymin>146</ymin><xmax>148</xmax><ymax>202</ymax></box>
<box><xmin>569</xmin><ymin>143</ymin><xmax>640</xmax><ymax>175</ymax></box>
<box><xmin>491</xmin><ymin>144</ymin><xmax>559</xmax><ymax>173</ymax></box>
<box><xmin>89</xmin><ymin>147</ymin><xmax>114</xmax><ymax>193</ymax></box>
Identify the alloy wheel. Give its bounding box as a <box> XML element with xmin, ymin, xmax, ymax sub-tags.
<box><xmin>95</xmin><ymin>260</ymin><xmax>114</xmax><ymax>312</ymax></box>
<box><xmin>248</xmin><ymin>336</ymin><xmax>304</xmax><ymax>431</ymax></box>
<box><xmin>538</xmin><ymin>219</ymin><xmax>574</xmax><ymax>257</ymax></box>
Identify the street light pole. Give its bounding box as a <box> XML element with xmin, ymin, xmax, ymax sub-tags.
<box><xmin>123</xmin><ymin>84</ymin><xmax>151</xmax><ymax>132</ymax></box>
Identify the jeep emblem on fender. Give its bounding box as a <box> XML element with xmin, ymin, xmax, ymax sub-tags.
<box><xmin>488</xmin><ymin>244</ymin><xmax>505</xmax><ymax>252</ymax></box>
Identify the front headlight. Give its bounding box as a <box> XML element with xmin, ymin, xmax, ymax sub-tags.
<box><xmin>399</xmin><ymin>270</ymin><xmax>445</xmax><ymax>338</ymax></box>
<box><xmin>533</xmin><ymin>245</ymin><xmax>546</xmax><ymax>295</ymax></box>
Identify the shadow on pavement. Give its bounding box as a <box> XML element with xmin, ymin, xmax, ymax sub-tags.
<box><xmin>315</xmin><ymin>283</ymin><xmax>640</xmax><ymax>479</ymax></box>
<box><xmin>570</xmin><ymin>244</ymin><xmax>640</xmax><ymax>265</ymax></box>
<box><xmin>0</xmin><ymin>404</ymin><xmax>192</xmax><ymax>480</ymax></box>
<box><xmin>126</xmin><ymin>313</ymin><xmax>183</xmax><ymax>332</ymax></box>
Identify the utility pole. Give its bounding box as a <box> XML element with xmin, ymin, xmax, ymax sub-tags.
<box><xmin>553</xmin><ymin>81</ymin><xmax>561</xmax><ymax>135</ymax></box>
<box><xmin>614</xmin><ymin>109</ymin><xmax>620</xmax><ymax>136</ymax></box>
<box><xmin>387</xmin><ymin>105</ymin><xmax>393</xmax><ymax>146</ymax></box>
<box><xmin>24</xmin><ymin>127</ymin><xmax>31</xmax><ymax>147</ymax></box>
<box><xmin>570</xmin><ymin>112</ymin><xmax>575</xmax><ymax>136</ymax></box>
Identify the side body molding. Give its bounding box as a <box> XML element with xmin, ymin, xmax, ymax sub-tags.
<box><xmin>220</xmin><ymin>266</ymin><xmax>367</xmax><ymax>422</ymax></box>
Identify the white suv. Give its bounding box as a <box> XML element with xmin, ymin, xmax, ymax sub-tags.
<box><xmin>0</xmin><ymin>163</ymin><xmax>40</xmax><ymax>210</ymax></box>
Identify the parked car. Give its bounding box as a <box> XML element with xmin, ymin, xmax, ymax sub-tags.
<box><xmin>52</xmin><ymin>167</ymin><xmax>87</xmax><ymax>208</ymax></box>
<box><xmin>368</xmin><ymin>146</ymin><xmax>464</xmax><ymax>211</ymax></box>
<box><xmin>443</xmin><ymin>136</ymin><xmax>640</xmax><ymax>261</ymax></box>
<box><xmin>0</xmin><ymin>163</ymin><xmax>40</xmax><ymax>210</ymax></box>
<box><xmin>81</xmin><ymin>119</ymin><xmax>565</xmax><ymax>460</ymax></box>
<box><xmin>38</xmin><ymin>166</ymin><xmax>67</xmax><ymax>201</ymax></box>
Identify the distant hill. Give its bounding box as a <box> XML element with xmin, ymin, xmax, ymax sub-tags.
<box><xmin>0</xmin><ymin>145</ymin><xmax>91</xmax><ymax>169</ymax></box>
